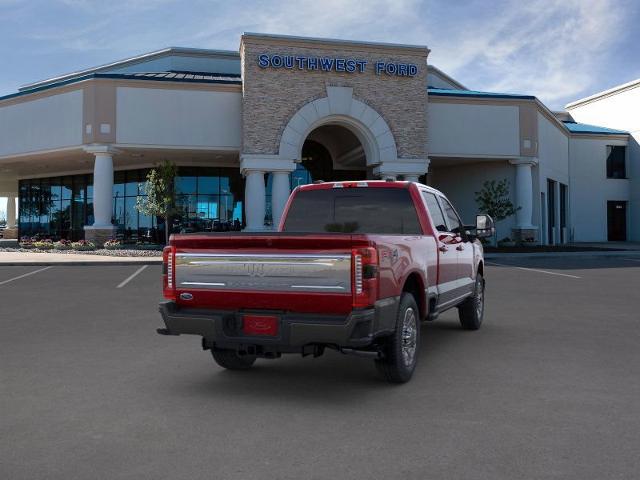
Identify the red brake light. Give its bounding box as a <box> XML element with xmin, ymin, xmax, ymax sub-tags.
<box><xmin>352</xmin><ymin>247</ymin><xmax>378</xmax><ymax>308</ymax></box>
<box><xmin>162</xmin><ymin>246</ymin><xmax>176</xmax><ymax>300</ymax></box>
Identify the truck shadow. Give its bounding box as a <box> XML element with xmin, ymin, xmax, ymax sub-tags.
<box><xmin>176</xmin><ymin>317</ymin><xmax>469</xmax><ymax>405</ymax></box>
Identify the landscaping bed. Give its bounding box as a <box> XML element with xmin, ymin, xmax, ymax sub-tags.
<box><xmin>0</xmin><ymin>247</ymin><xmax>161</xmax><ymax>257</ymax></box>
<box><xmin>0</xmin><ymin>238</ymin><xmax>163</xmax><ymax>257</ymax></box>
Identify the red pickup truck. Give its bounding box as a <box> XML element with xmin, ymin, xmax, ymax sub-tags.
<box><xmin>158</xmin><ymin>181</ymin><xmax>494</xmax><ymax>383</ymax></box>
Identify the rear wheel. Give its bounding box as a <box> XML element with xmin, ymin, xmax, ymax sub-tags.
<box><xmin>375</xmin><ymin>293</ymin><xmax>420</xmax><ymax>383</ymax></box>
<box><xmin>211</xmin><ymin>347</ymin><xmax>256</xmax><ymax>370</ymax></box>
<box><xmin>458</xmin><ymin>274</ymin><xmax>485</xmax><ymax>330</ymax></box>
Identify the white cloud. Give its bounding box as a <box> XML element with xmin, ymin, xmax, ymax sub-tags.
<box><xmin>4</xmin><ymin>0</ymin><xmax>634</xmax><ymax>109</ymax></box>
<box><xmin>188</xmin><ymin>0</ymin><xmax>427</xmax><ymax>47</ymax></box>
<box><xmin>426</xmin><ymin>0</ymin><xmax>631</xmax><ymax>108</ymax></box>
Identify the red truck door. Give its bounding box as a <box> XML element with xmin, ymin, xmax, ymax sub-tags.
<box><xmin>421</xmin><ymin>191</ymin><xmax>459</xmax><ymax>305</ymax></box>
<box><xmin>439</xmin><ymin>196</ymin><xmax>475</xmax><ymax>298</ymax></box>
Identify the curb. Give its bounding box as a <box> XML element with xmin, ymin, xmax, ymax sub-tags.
<box><xmin>0</xmin><ymin>259</ymin><xmax>162</xmax><ymax>266</ymax></box>
<box><xmin>485</xmin><ymin>251</ymin><xmax>640</xmax><ymax>260</ymax></box>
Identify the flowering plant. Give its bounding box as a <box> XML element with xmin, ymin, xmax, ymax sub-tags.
<box><xmin>71</xmin><ymin>240</ymin><xmax>96</xmax><ymax>251</ymax></box>
<box><xmin>103</xmin><ymin>239</ymin><xmax>122</xmax><ymax>250</ymax></box>
<box><xmin>19</xmin><ymin>236</ymin><xmax>34</xmax><ymax>249</ymax></box>
<box><xmin>53</xmin><ymin>239</ymin><xmax>73</xmax><ymax>250</ymax></box>
<box><xmin>33</xmin><ymin>239</ymin><xmax>54</xmax><ymax>250</ymax></box>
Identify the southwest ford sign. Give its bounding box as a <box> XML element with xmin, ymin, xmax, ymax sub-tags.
<box><xmin>257</xmin><ymin>54</ymin><xmax>418</xmax><ymax>77</ymax></box>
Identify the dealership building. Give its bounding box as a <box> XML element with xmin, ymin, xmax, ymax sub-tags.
<box><xmin>0</xmin><ymin>33</ymin><xmax>637</xmax><ymax>244</ymax></box>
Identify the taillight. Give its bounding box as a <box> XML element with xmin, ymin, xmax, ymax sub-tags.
<box><xmin>352</xmin><ymin>247</ymin><xmax>378</xmax><ymax>308</ymax></box>
<box><xmin>162</xmin><ymin>246</ymin><xmax>176</xmax><ymax>300</ymax></box>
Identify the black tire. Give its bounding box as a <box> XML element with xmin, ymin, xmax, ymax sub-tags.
<box><xmin>375</xmin><ymin>293</ymin><xmax>420</xmax><ymax>384</ymax></box>
<box><xmin>211</xmin><ymin>348</ymin><xmax>256</xmax><ymax>370</ymax></box>
<box><xmin>458</xmin><ymin>274</ymin><xmax>485</xmax><ymax>330</ymax></box>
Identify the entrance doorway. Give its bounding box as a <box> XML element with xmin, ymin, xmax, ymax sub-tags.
<box><xmin>301</xmin><ymin>124</ymin><xmax>368</xmax><ymax>182</ymax></box>
<box><xmin>265</xmin><ymin>124</ymin><xmax>367</xmax><ymax>227</ymax></box>
<box><xmin>607</xmin><ymin>201</ymin><xmax>627</xmax><ymax>241</ymax></box>
<box><xmin>547</xmin><ymin>179</ymin><xmax>556</xmax><ymax>244</ymax></box>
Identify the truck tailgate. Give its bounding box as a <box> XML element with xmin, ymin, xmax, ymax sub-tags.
<box><xmin>175</xmin><ymin>252</ymin><xmax>351</xmax><ymax>293</ymax></box>
<box><xmin>170</xmin><ymin>233</ymin><xmax>372</xmax><ymax>314</ymax></box>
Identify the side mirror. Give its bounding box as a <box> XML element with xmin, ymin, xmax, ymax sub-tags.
<box><xmin>475</xmin><ymin>214</ymin><xmax>495</xmax><ymax>238</ymax></box>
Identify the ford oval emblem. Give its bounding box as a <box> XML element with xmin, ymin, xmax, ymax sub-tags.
<box><xmin>180</xmin><ymin>292</ymin><xmax>194</xmax><ymax>301</ymax></box>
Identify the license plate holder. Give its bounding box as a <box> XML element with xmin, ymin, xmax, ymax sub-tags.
<box><xmin>242</xmin><ymin>314</ymin><xmax>279</xmax><ymax>337</ymax></box>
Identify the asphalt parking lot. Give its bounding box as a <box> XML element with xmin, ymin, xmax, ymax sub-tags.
<box><xmin>1</xmin><ymin>256</ymin><xmax>640</xmax><ymax>479</ymax></box>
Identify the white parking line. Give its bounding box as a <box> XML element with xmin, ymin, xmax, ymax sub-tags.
<box><xmin>0</xmin><ymin>266</ymin><xmax>53</xmax><ymax>286</ymax></box>
<box><xmin>117</xmin><ymin>265</ymin><xmax>148</xmax><ymax>289</ymax></box>
<box><xmin>486</xmin><ymin>262</ymin><xmax>581</xmax><ymax>279</ymax></box>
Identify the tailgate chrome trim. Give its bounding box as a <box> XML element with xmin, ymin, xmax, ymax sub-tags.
<box><xmin>175</xmin><ymin>252</ymin><xmax>352</xmax><ymax>293</ymax></box>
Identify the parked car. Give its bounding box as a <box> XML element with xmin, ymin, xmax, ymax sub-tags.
<box><xmin>158</xmin><ymin>181</ymin><xmax>494</xmax><ymax>383</ymax></box>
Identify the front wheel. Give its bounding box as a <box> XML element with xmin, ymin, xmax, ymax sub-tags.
<box><xmin>211</xmin><ymin>348</ymin><xmax>256</xmax><ymax>370</ymax></box>
<box><xmin>458</xmin><ymin>274</ymin><xmax>485</xmax><ymax>330</ymax></box>
<box><xmin>375</xmin><ymin>293</ymin><xmax>420</xmax><ymax>383</ymax></box>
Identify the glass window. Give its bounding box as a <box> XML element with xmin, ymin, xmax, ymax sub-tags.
<box><xmin>440</xmin><ymin>197</ymin><xmax>463</xmax><ymax>233</ymax></box>
<box><xmin>196</xmin><ymin>195</ymin><xmax>218</xmax><ymax>220</ymax></box>
<box><xmin>60</xmin><ymin>199</ymin><xmax>72</xmax><ymax>233</ymax></box>
<box><xmin>422</xmin><ymin>192</ymin><xmax>447</xmax><ymax>232</ymax></box>
<box><xmin>175</xmin><ymin>176</ymin><xmax>197</xmax><ymax>195</ymax></box>
<box><xmin>113</xmin><ymin>171</ymin><xmax>126</xmax><ymax>199</ymax></box>
<box><xmin>86</xmin><ymin>175</ymin><xmax>94</xmax><ymax>199</ymax></box>
<box><xmin>219</xmin><ymin>195</ymin><xmax>236</xmax><ymax>222</ymax></box>
<box><xmin>124</xmin><ymin>197</ymin><xmax>138</xmax><ymax>240</ymax></box>
<box><xmin>219</xmin><ymin>176</ymin><xmax>231</xmax><ymax>195</ymax></box>
<box><xmin>72</xmin><ymin>177</ymin><xmax>86</xmax><ymax>201</ymax></box>
<box><xmin>39</xmin><ymin>180</ymin><xmax>51</xmax><ymax>229</ymax></box>
<box><xmin>291</xmin><ymin>163</ymin><xmax>313</xmax><ymax>188</ymax></box>
<box><xmin>283</xmin><ymin>188</ymin><xmax>422</xmax><ymax>234</ymax></box>
<box><xmin>606</xmin><ymin>146</ymin><xmax>626</xmax><ymax>179</ymax></box>
<box><xmin>198</xmin><ymin>176</ymin><xmax>219</xmax><ymax>195</ymax></box>
<box><xmin>61</xmin><ymin>178</ymin><xmax>73</xmax><ymax>200</ymax></box>
<box><xmin>125</xmin><ymin>170</ymin><xmax>140</xmax><ymax>196</ymax></box>
<box><xmin>113</xmin><ymin>196</ymin><xmax>125</xmax><ymax>229</ymax></box>
<box><xmin>17</xmin><ymin>167</ymin><xmax>245</xmax><ymax>241</ymax></box>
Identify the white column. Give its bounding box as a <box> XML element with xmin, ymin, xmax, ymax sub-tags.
<box><xmin>6</xmin><ymin>195</ymin><xmax>16</xmax><ymax>229</ymax></box>
<box><xmin>510</xmin><ymin>158</ymin><xmax>537</xmax><ymax>228</ymax></box>
<box><xmin>244</xmin><ymin>170</ymin><xmax>266</xmax><ymax>231</ymax></box>
<box><xmin>271</xmin><ymin>171</ymin><xmax>290</xmax><ymax>230</ymax></box>
<box><xmin>92</xmin><ymin>152</ymin><xmax>115</xmax><ymax>227</ymax></box>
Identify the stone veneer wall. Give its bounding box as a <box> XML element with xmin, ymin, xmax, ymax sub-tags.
<box><xmin>240</xmin><ymin>36</ymin><xmax>429</xmax><ymax>160</ymax></box>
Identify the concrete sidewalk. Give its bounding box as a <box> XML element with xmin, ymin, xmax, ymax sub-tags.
<box><xmin>0</xmin><ymin>251</ymin><xmax>162</xmax><ymax>266</ymax></box>
<box><xmin>486</xmin><ymin>250</ymin><xmax>640</xmax><ymax>260</ymax></box>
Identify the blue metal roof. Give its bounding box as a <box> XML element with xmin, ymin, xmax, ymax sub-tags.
<box><xmin>562</xmin><ymin>121</ymin><xmax>628</xmax><ymax>135</ymax></box>
<box><xmin>427</xmin><ymin>87</ymin><xmax>535</xmax><ymax>100</ymax></box>
<box><xmin>0</xmin><ymin>71</ymin><xmax>242</xmax><ymax>102</ymax></box>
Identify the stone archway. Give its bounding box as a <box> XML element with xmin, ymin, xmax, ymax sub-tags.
<box><xmin>240</xmin><ymin>86</ymin><xmax>428</xmax><ymax>230</ymax></box>
<box><xmin>278</xmin><ymin>86</ymin><xmax>398</xmax><ymax>168</ymax></box>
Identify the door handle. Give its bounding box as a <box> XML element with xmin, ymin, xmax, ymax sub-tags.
<box><xmin>456</xmin><ymin>245</ymin><xmax>464</xmax><ymax>251</ymax></box>
<box><xmin>439</xmin><ymin>245</ymin><xmax>448</xmax><ymax>252</ymax></box>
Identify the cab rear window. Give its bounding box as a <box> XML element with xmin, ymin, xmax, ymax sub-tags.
<box><xmin>282</xmin><ymin>187</ymin><xmax>422</xmax><ymax>234</ymax></box>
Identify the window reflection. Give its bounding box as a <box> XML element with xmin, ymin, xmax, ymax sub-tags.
<box><xmin>18</xmin><ymin>167</ymin><xmax>245</xmax><ymax>242</ymax></box>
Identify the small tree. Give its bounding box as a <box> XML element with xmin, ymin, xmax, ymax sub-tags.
<box><xmin>136</xmin><ymin>160</ymin><xmax>178</xmax><ymax>244</ymax></box>
<box><xmin>474</xmin><ymin>179</ymin><xmax>519</xmax><ymax>245</ymax></box>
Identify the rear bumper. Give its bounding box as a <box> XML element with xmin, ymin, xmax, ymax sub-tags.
<box><xmin>158</xmin><ymin>297</ymin><xmax>399</xmax><ymax>351</ymax></box>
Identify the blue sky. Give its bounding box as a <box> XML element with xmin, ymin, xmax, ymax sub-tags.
<box><xmin>1</xmin><ymin>0</ymin><xmax>639</xmax><ymax>108</ymax></box>
<box><xmin>1</xmin><ymin>0</ymin><xmax>639</xmax><ymax>217</ymax></box>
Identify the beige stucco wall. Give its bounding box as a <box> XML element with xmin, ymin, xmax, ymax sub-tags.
<box><xmin>240</xmin><ymin>35</ymin><xmax>429</xmax><ymax>160</ymax></box>
<box><xmin>0</xmin><ymin>89</ymin><xmax>83</xmax><ymax>157</ymax></box>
